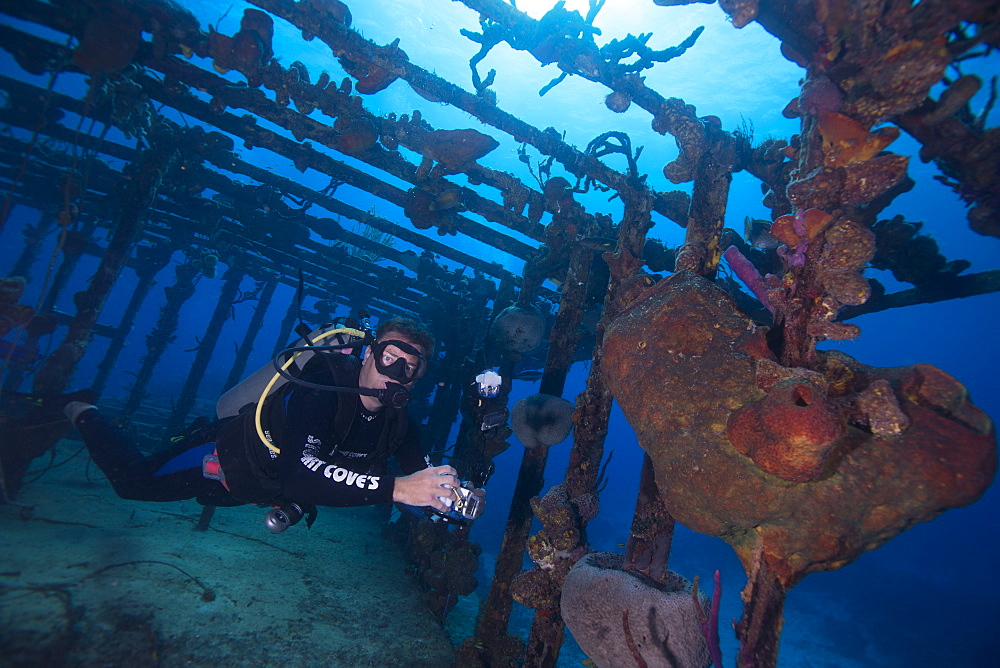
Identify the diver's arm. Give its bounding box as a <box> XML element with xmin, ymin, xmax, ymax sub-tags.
<box><xmin>389</xmin><ymin>418</ymin><xmax>459</xmax><ymax>511</ymax></box>
<box><xmin>393</xmin><ymin>465</ymin><xmax>459</xmax><ymax>511</ymax></box>
<box><xmin>279</xmin><ymin>441</ymin><xmax>457</xmax><ymax>509</ymax></box>
<box><xmin>276</xmin><ymin>388</ymin><xmax>457</xmax><ymax>508</ymax></box>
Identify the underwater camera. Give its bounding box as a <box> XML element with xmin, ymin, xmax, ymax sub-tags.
<box><xmin>441</xmin><ymin>482</ymin><xmax>485</xmax><ymax>523</ymax></box>
<box><xmin>475</xmin><ymin>369</ymin><xmax>502</xmax><ymax>398</ymax></box>
<box><xmin>399</xmin><ymin>481</ymin><xmax>485</xmax><ymax>526</ymax></box>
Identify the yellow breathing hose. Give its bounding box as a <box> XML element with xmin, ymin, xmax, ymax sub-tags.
<box><xmin>255</xmin><ymin>326</ymin><xmax>366</xmax><ymax>454</ymax></box>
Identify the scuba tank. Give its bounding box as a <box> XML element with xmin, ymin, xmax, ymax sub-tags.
<box><xmin>216</xmin><ymin>317</ymin><xmax>365</xmax><ymax>420</ymax></box>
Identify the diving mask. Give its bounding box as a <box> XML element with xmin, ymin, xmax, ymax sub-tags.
<box><xmin>373</xmin><ymin>339</ymin><xmax>427</xmax><ymax>383</ymax></box>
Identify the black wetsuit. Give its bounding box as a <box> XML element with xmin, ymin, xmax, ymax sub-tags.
<box><xmin>76</xmin><ymin>356</ymin><xmax>425</xmax><ymax>508</ymax></box>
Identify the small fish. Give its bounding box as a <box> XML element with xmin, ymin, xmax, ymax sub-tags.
<box><xmin>578</xmin><ymin>236</ymin><xmax>617</xmax><ymax>252</ymax></box>
<box><xmin>744</xmin><ymin>216</ymin><xmax>779</xmax><ymax>250</ymax></box>
<box><xmin>398</xmin><ymin>250</ymin><xmax>421</xmax><ymax>273</ymax></box>
<box><xmin>429</xmin><ymin>189</ymin><xmax>464</xmax><ymax>212</ymax></box>
<box><xmin>514</xmin><ymin>369</ymin><xmax>544</xmax><ymax>382</ymax></box>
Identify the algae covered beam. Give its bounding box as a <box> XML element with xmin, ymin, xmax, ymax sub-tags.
<box><xmin>0</xmin><ymin>21</ymin><xmax>530</xmax><ymax>276</ymax></box>
<box><xmin>526</xmin><ymin>184</ymin><xmax>654</xmax><ymax>666</ymax></box>
<box><xmin>140</xmin><ymin>52</ymin><xmax>540</xmax><ymax>253</ymax></box>
<box><xmin>122</xmin><ymin>260</ymin><xmax>199</xmax><ymax>420</ymax></box>
<box><xmin>674</xmin><ymin>122</ymin><xmax>746</xmax><ymax>277</ymax></box>
<box><xmin>224</xmin><ymin>273</ymin><xmax>280</xmax><ymax>393</ymax></box>
<box><xmin>840</xmin><ymin>269</ymin><xmax>1000</xmax><ymax>319</ymax></box>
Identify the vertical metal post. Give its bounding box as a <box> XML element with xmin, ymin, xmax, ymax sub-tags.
<box><xmin>92</xmin><ymin>244</ymin><xmax>173</xmax><ymax>394</ymax></box>
<box><xmin>122</xmin><ymin>260</ymin><xmax>199</xmax><ymax>420</ymax></box>
<box><xmin>8</xmin><ymin>210</ymin><xmax>54</xmax><ymax>278</ymax></box>
<box><xmin>223</xmin><ymin>273</ymin><xmax>279</xmax><ymax>392</ymax></box>
<box><xmin>163</xmin><ymin>262</ymin><xmax>244</xmax><ymax>436</ymax></box>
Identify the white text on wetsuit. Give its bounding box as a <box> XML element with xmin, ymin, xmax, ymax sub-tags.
<box><xmin>300</xmin><ymin>453</ymin><xmax>380</xmax><ymax>490</ymax></box>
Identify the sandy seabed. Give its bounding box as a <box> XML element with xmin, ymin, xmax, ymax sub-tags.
<box><xmin>0</xmin><ymin>437</ymin><xmax>457</xmax><ymax>667</ymax></box>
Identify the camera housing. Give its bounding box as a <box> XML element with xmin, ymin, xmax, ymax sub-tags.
<box><xmin>430</xmin><ymin>483</ymin><xmax>484</xmax><ymax>525</ymax></box>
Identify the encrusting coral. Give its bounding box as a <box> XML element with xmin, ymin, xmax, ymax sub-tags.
<box><xmin>727</xmin><ymin>377</ymin><xmax>845</xmax><ymax>483</ymax></box>
<box><xmin>338</xmin><ymin>38</ymin><xmax>407</xmax><ymax>95</ymax></box>
<box><xmin>208</xmin><ymin>8</ymin><xmax>274</xmax><ymax>87</ymax></box>
<box><xmin>602</xmin><ymin>271</ymin><xmax>996</xmax><ymax>589</ymax></box>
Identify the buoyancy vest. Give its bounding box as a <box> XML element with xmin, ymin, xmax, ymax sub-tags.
<box><xmin>216</xmin><ymin>353</ymin><xmax>410</xmax><ymax>505</ymax></box>
<box><xmin>265</xmin><ymin>353</ymin><xmax>410</xmax><ymax>462</ymax></box>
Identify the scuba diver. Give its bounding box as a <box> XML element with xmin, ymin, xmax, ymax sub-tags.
<box><xmin>61</xmin><ymin>316</ymin><xmax>485</xmax><ymax>531</ymax></box>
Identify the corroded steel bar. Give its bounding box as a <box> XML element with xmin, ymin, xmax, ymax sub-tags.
<box><xmin>0</xmin><ymin>71</ymin><xmax>511</xmax><ymax>320</ymax></box>
<box><xmin>224</xmin><ymin>275</ymin><xmax>280</xmax><ymax>392</ymax></box>
<box><xmin>8</xmin><ymin>210</ymin><xmax>54</xmax><ymax>278</ymax></box>
<box><xmin>123</xmin><ymin>261</ymin><xmax>199</xmax><ymax>419</ymax></box>
<box><xmin>522</xmin><ymin>184</ymin><xmax>653</xmax><ymax>665</ymax></box>
<box><xmin>675</xmin><ymin>123</ymin><xmax>741</xmax><ymax>277</ymax></box>
<box><xmin>0</xmin><ymin>20</ymin><xmax>534</xmax><ymax>270</ymax></box>
<box><xmin>164</xmin><ymin>262</ymin><xmax>245</xmax><ymax>435</ymax></box>
<box><xmin>93</xmin><ymin>244</ymin><xmax>174</xmax><ymax>395</ymax></box>
<box><xmin>143</xmin><ymin>53</ymin><xmax>542</xmax><ymax>252</ymax></box>
<box><xmin>249</xmin><ymin>0</ymin><xmax>685</xmax><ymax>226</ymax></box>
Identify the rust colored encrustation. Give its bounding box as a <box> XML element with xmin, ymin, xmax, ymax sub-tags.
<box><xmin>603</xmin><ymin>271</ymin><xmax>996</xmax><ymax>588</ymax></box>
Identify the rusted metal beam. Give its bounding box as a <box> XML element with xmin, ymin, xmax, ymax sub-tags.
<box><xmin>92</xmin><ymin>243</ymin><xmax>174</xmax><ymax>395</ymax></box>
<box><xmin>224</xmin><ymin>274</ymin><xmax>280</xmax><ymax>392</ymax></box>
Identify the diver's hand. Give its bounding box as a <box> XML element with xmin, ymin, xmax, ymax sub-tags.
<box><xmin>393</xmin><ymin>466</ymin><xmax>459</xmax><ymax>512</ymax></box>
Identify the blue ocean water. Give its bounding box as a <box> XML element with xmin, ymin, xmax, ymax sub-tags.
<box><xmin>1</xmin><ymin>0</ymin><xmax>998</xmax><ymax>665</ymax></box>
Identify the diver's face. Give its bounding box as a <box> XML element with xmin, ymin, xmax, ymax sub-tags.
<box><xmin>360</xmin><ymin>337</ymin><xmax>424</xmax><ymax>391</ymax></box>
